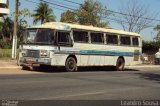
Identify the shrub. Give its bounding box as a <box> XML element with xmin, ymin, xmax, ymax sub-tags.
<box><xmin>0</xmin><ymin>40</ymin><xmax>12</xmax><ymax>49</ymax></box>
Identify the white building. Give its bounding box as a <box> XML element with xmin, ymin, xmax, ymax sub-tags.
<box><xmin>0</xmin><ymin>0</ymin><xmax>9</xmax><ymax>22</ymax></box>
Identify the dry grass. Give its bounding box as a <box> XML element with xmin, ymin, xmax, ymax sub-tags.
<box><xmin>0</xmin><ymin>49</ymin><xmax>19</xmax><ymax>59</ymax></box>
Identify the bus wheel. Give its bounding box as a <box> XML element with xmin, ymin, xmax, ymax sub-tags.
<box><xmin>65</xmin><ymin>57</ymin><xmax>77</xmax><ymax>72</ymax></box>
<box><xmin>116</xmin><ymin>58</ymin><xmax>125</xmax><ymax>71</ymax></box>
<box><xmin>22</xmin><ymin>66</ymin><xmax>29</xmax><ymax>70</ymax></box>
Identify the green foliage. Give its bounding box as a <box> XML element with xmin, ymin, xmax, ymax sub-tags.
<box><xmin>154</xmin><ymin>25</ymin><xmax>160</xmax><ymax>41</ymax></box>
<box><xmin>0</xmin><ymin>49</ymin><xmax>12</xmax><ymax>58</ymax></box>
<box><xmin>19</xmin><ymin>8</ymin><xmax>31</xmax><ymax>18</ymax></box>
<box><xmin>0</xmin><ymin>17</ymin><xmax>14</xmax><ymax>41</ymax></box>
<box><xmin>60</xmin><ymin>0</ymin><xmax>110</xmax><ymax>27</ymax></box>
<box><xmin>154</xmin><ymin>25</ymin><xmax>160</xmax><ymax>30</ymax></box>
<box><xmin>0</xmin><ymin>40</ymin><xmax>12</xmax><ymax>49</ymax></box>
<box><xmin>76</xmin><ymin>0</ymin><xmax>109</xmax><ymax>27</ymax></box>
<box><xmin>19</xmin><ymin>8</ymin><xmax>31</xmax><ymax>27</ymax></box>
<box><xmin>0</xmin><ymin>16</ymin><xmax>25</xmax><ymax>49</ymax></box>
<box><xmin>32</xmin><ymin>2</ymin><xmax>56</xmax><ymax>24</ymax></box>
<box><xmin>60</xmin><ymin>10</ymin><xmax>77</xmax><ymax>23</ymax></box>
<box><xmin>142</xmin><ymin>40</ymin><xmax>160</xmax><ymax>54</ymax></box>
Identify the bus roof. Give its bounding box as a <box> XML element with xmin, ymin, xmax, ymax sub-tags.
<box><xmin>29</xmin><ymin>22</ymin><xmax>141</xmax><ymax>37</ymax></box>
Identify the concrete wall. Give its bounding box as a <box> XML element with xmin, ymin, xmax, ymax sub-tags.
<box><xmin>0</xmin><ymin>0</ymin><xmax>9</xmax><ymax>22</ymax></box>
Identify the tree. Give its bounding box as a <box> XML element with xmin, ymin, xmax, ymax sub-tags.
<box><xmin>18</xmin><ymin>8</ymin><xmax>32</xmax><ymax>41</ymax></box>
<box><xmin>76</xmin><ymin>0</ymin><xmax>109</xmax><ymax>27</ymax></box>
<box><xmin>60</xmin><ymin>10</ymin><xmax>77</xmax><ymax>23</ymax></box>
<box><xmin>60</xmin><ymin>0</ymin><xmax>110</xmax><ymax>27</ymax></box>
<box><xmin>113</xmin><ymin>0</ymin><xmax>155</xmax><ymax>33</ymax></box>
<box><xmin>142</xmin><ymin>40</ymin><xmax>160</xmax><ymax>54</ymax></box>
<box><xmin>0</xmin><ymin>17</ymin><xmax>14</xmax><ymax>41</ymax></box>
<box><xmin>0</xmin><ymin>16</ymin><xmax>29</xmax><ymax>48</ymax></box>
<box><xmin>19</xmin><ymin>8</ymin><xmax>31</xmax><ymax>27</ymax></box>
<box><xmin>32</xmin><ymin>2</ymin><xmax>55</xmax><ymax>24</ymax></box>
<box><xmin>154</xmin><ymin>25</ymin><xmax>160</xmax><ymax>41</ymax></box>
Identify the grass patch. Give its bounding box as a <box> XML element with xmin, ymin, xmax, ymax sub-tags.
<box><xmin>0</xmin><ymin>49</ymin><xmax>19</xmax><ymax>59</ymax></box>
<box><xmin>0</xmin><ymin>49</ymin><xmax>11</xmax><ymax>58</ymax></box>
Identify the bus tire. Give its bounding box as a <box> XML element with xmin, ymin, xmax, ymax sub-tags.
<box><xmin>116</xmin><ymin>57</ymin><xmax>125</xmax><ymax>71</ymax></box>
<box><xmin>22</xmin><ymin>66</ymin><xmax>29</xmax><ymax>70</ymax></box>
<box><xmin>65</xmin><ymin>57</ymin><xmax>77</xmax><ymax>72</ymax></box>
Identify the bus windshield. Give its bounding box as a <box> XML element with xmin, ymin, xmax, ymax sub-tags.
<box><xmin>23</xmin><ymin>28</ymin><xmax>55</xmax><ymax>45</ymax></box>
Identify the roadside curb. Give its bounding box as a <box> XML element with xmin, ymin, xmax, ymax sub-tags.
<box><xmin>0</xmin><ymin>65</ymin><xmax>159</xmax><ymax>69</ymax></box>
<box><xmin>0</xmin><ymin>66</ymin><xmax>21</xmax><ymax>69</ymax></box>
<box><xmin>126</xmin><ymin>65</ymin><xmax>160</xmax><ymax>68</ymax></box>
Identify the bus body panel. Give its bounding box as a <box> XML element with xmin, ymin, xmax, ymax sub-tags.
<box><xmin>19</xmin><ymin>43</ymin><xmax>141</xmax><ymax>67</ymax></box>
<box><xmin>19</xmin><ymin>22</ymin><xmax>142</xmax><ymax>70</ymax></box>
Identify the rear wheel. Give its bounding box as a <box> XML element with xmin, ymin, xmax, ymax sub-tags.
<box><xmin>65</xmin><ymin>57</ymin><xmax>77</xmax><ymax>72</ymax></box>
<box><xmin>116</xmin><ymin>58</ymin><xmax>125</xmax><ymax>71</ymax></box>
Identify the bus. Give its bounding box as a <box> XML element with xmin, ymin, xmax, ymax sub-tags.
<box><xmin>19</xmin><ymin>22</ymin><xmax>142</xmax><ymax>71</ymax></box>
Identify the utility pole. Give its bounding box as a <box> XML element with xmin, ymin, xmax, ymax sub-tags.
<box><xmin>12</xmin><ymin>0</ymin><xmax>19</xmax><ymax>59</ymax></box>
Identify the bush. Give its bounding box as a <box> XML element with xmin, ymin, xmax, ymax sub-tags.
<box><xmin>142</xmin><ymin>40</ymin><xmax>160</xmax><ymax>54</ymax></box>
<box><xmin>0</xmin><ymin>40</ymin><xmax>12</xmax><ymax>49</ymax></box>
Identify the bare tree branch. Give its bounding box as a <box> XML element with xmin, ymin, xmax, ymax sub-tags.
<box><xmin>112</xmin><ymin>0</ymin><xmax>156</xmax><ymax>33</ymax></box>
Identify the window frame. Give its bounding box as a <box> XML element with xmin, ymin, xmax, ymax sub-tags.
<box><xmin>56</xmin><ymin>30</ymin><xmax>73</xmax><ymax>47</ymax></box>
<box><xmin>90</xmin><ymin>32</ymin><xmax>104</xmax><ymax>44</ymax></box>
<box><xmin>106</xmin><ymin>33</ymin><xmax>118</xmax><ymax>45</ymax></box>
<box><xmin>132</xmin><ymin>37</ymin><xmax>139</xmax><ymax>47</ymax></box>
<box><xmin>72</xmin><ymin>29</ymin><xmax>89</xmax><ymax>43</ymax></box>
<box><xmin>120</xmin><ymin>35</ymin><xmax>131</xmax><ymax>46</ymax></box>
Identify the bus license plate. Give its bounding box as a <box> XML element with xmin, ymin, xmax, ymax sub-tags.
<box><xmin>26</xmin><ymin>58</ymin><xmax>34</xmax><ymax>64</ymax></box>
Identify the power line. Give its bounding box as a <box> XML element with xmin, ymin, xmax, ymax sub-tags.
<box><xmin>62</xmin><ymin>0</ymin><xmax>160</xmax><ymax>22</ymax></box>
<box><xmin>39</xmin><ymin>0</ymin><xmax>76</xmax><ymax>11</ymax></box>
<box><xmin>105</xmin><ymin>17</ymin><xmax>155</xmax><ymax>28</ymax></box>
<box><xmin>47</xmin><ymin>0</ymin><xmax>79</xmax><ymax>9</ymax></box>
<box><xmin>63</xmin><ymin>0</ymin><xmax>82</xmax><ymax>5</ymax></box>
<box><xmin>23</xmin><ymin>0</ymin><xmax>158</xmax><ymax>27</ymax></box>
<box><xmin>107</xmin><ymin>10</ymin><xmax>160</xmax><ymax>22</ymax></box>
<box><xmin>24</xmin><ymin>0</ymin><xmax>66</xmax><ymax>11</ymax></box>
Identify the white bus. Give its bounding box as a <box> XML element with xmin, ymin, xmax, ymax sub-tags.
<box><xmin>19</xmin><ymin>22</ymin><xmax>142</xmax><ymax>71</ymax></box>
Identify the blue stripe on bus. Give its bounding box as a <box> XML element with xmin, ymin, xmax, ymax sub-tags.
<box><xmin>55</xmin><ymin>50</ymin><xmax>140</xmax><ymax>56</ymax></box>
<box><xmin>80</xmin><ymin>50</ymin><xmax>137</xmax><ymax>56</ymax></box>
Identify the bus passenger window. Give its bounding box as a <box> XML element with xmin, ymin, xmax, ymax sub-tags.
<box><xmin>91</xmin><ymin>33</ymin><xmax>104</xmax><ymax>44</ymax></box>
<box><xmin>120</xmin><ymin>36</ymin><xmax>131</xmax><ymax>46</ymax></box>
<box><xmin>73</xmin><ymin>31</ymin><xmax>88</xmax><ymax>43</ymax></box>
<box><xmin>132</xmin><ymin>37</ymin><xmax>139</xmax><ymax>46</ymax></box>
<box><xmin>107</xmin><ymin>35</ymin><xmax>118</xmax><ymax>44</ymax></box>
<box><xmin>57</xmin><ymin>31</ymin><xmax>71</xmax><ymax>46</ymax></box>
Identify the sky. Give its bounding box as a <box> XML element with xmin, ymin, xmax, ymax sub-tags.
<box><xmin>9</xmin><ymin>0</ymin><xmax>160</xmax><ymax>41</ymax></box>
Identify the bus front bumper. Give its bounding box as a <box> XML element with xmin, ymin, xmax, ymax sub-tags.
<box><xmin>19</xmin><ymin>57</ymin><xmax>51</xmax><ymax>66</ymax></box>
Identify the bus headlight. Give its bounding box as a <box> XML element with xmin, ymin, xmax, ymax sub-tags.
<box><xmin>21</xmin><ymin>49</ymin><xmax>27</xmax><ymax>56</ymax></box>
<box><xmin>40</xmin><ymin>50</ymin><xmax>49</xmax><ymax>57</ymax></box>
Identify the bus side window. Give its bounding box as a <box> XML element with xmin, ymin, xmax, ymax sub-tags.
<box><xmin>56</xmin><ymin>31</ymin><xmax>72</xmax><ymax>46</ymax></box>
<box><xmin>107</xmin><ymin>34</ymin><xmax>118</xmax><ymax>45</ymax></box>
<box><xmin>91</xmin><ymin>32</ymin><xmax>104</xmax><ymax>44</ymax></box>
<box><xmin>132</xmin><ymin>37</ymin><xmax>139</xmax><ymax>46</ymax></box>
<box><xmin>120</xmin><ymin>36</ymin><xmax>131</xmax><ymax>46</ymax></box>
<box><xmin>73</xmin><ymin>30</ymin><xmax>88</xmax><ymax>43</ymax></box>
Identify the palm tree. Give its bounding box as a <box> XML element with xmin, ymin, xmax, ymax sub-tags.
<box><xmin>32</xmin><ymin>2</ymin><xmax>56</xmax><ymax>24</ymax></box>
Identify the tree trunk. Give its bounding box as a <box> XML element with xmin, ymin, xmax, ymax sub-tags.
<box><xmin>10</xmin><ymin>32</ymin><xmax>12</xmax><ymax>41</ymax></box>
<box><xmin>1</xmin><ymin>33</ymin><xmax>6</xmax><ymax>42</ymax></box>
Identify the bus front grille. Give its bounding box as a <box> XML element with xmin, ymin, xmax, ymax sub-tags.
<box><xmin>27</xmin><ymin>50</ymin><xmax>40</xmax><ymax>58</ymax></box>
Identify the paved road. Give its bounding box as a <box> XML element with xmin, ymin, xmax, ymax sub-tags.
<box><xmin>0</xmin><ymin>67</ymin><xmax>160</xmax><ymax>100</ymax></box>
